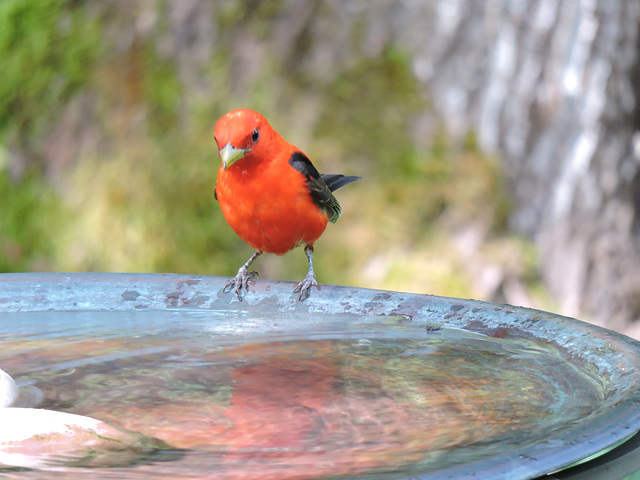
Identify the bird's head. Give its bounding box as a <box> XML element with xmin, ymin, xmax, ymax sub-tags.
<box><xmin>214</xmin><ymin>109</ymin><xmax>280</xmax><ymax>171</ymax></box>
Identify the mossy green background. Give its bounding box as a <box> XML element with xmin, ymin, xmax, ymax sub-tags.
<box><xmin>0</xmin><ymin>0</ymin><xmax>548</xmax><ymax>306</ymax></box>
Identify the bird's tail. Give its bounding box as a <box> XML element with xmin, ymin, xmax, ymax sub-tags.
<box><xmin>321</xmin><ymin>174</ymin><xmax>362</xmax><ymax>192</ymax></box>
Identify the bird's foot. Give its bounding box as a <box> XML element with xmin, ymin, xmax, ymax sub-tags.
<box><xmin>293</xmin><ymin>271</ymin><xmax>319</xmax><ymax>301</ymax></box>
<box><xmin>223</xmin><ymin>267</ymin><xmax>259</xmax><ymax>301</ymax></box>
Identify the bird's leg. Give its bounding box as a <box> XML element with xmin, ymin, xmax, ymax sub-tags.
<box><xmin>294</xmin><ymin>245</ymin><xmax>320</xmax><ymax>301</ymax></box>
<box><xmin>224</xmin><ymin>250</ymin><xmax>261</xmax><ymax>301</ymax></box>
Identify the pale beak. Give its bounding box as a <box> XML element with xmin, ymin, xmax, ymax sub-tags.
<box><xmin>219</xmin><ymin>142</ymin><xmax>249</xmax><ymax>170</ymax></box>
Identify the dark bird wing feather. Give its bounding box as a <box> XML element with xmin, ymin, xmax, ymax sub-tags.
<box><xmin>288</xmin><ymin>152</ymin><xmax>361</xmax><ymax>223</ymax></box>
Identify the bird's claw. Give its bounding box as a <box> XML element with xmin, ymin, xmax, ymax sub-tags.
<box><xmin>293</xmin><ymin>272</ymin><xmax>319</xmax><ymax>301</ymax></box>
<box><xmin>224</xmin><ymin>268</ymin><xmax>259</xmax><ymax>301</ymax></box>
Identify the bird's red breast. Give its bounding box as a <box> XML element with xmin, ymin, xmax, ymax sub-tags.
<box><xmin>214</xmin><ymin>109</ymin><xmax>329</xmax><ymax>255</ymax></box>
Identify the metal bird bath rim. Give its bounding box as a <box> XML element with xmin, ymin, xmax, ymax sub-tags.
<box><xmin>1</xmin><ymin>272</ymin><xmax>640</xmax><ymax>480</ymax></box>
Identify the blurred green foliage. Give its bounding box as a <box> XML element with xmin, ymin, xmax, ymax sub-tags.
<box><xmin>0</xmin><ymin>0</ymin><xmax>102</xmax><ymax>142</ymax></box>
<box><xmin>0</xmin><ymin>1</ymin><xmax>545</xmax><ymax>306</ymax></box>
<box><xmin>141</xmin><ymin>44</ymin><xmax>182</xmax><ymax>135</ymax></box>
<box><xmin>0</xmin><ymin>0</ymin><xmax>101</xmax><ymax>272</ymax></box>
<box><xmin>317</xmin><ymin>48</ymin><xmax>425</xmax><ymax>180</ymax></box>
<box><xmin>0</xmin><ymin>164</ymin><xmax>65</xmax><ymax>272</ymax></box>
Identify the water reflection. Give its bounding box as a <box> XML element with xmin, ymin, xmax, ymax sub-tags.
<box><xmin>0</xmin><ymin>310</ymin><xmax>606</xmax><ymax>479</ymax></box>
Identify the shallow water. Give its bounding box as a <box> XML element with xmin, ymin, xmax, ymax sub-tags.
<box><xmin>0</xmin><ymin>309</ymin><xmax>606</xmax><ymax>479</ymax></box>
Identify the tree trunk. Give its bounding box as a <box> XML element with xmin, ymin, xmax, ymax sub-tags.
<box><xmin>387</xmin><ymin>0</ymin><xmax>640</xmax><ymax>331</ymax></box>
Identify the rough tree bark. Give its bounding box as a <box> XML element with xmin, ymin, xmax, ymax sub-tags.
<box><xmin>393</xmin><ymin>0</ymin><xmax>640</xmax><ymax>331</ymax></box>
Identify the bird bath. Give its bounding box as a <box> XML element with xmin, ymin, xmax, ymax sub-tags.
<box><xmin>1</xmin><ymin>272</ymin><xmax>640</xmax><ymax>479</ymax></box>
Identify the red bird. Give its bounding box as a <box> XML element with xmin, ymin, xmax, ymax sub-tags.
<box><xmin>214</xmin><ymin>109</ymin><xmax>360</xmax><ymax>301</ymax></box>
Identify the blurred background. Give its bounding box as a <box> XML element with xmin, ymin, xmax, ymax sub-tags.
<box><xmin>1</xmin><ymin>0</ymin><xmax>639</xmax><ymax>337</ymax></box>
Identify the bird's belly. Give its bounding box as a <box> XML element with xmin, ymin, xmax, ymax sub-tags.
<box><xmin>220</xmin><ymin>194</ymin><xmax>328</xmax><ymax>255</ymax></box>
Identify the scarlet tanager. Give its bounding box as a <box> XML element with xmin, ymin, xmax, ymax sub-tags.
<box><xmin>214</xmin><ymin>109</ymin><xmax>360</xmax><ymax>301</ymax></box>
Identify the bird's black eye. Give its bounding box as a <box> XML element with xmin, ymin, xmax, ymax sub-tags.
<box><xmin>251</xmin><ymin>128</ymin><xmax>260</xmax><ymax>143</ymax></box>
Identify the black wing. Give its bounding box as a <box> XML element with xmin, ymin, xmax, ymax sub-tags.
<box><xmin>289</xmin><ymin>152</ymin><xmax>360</xmax><ymax>223</ymax></box>
<box><xmin>321</xmin><ymin>174</ymin><xmax>362</xmax><ymax>192</ymax></box>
